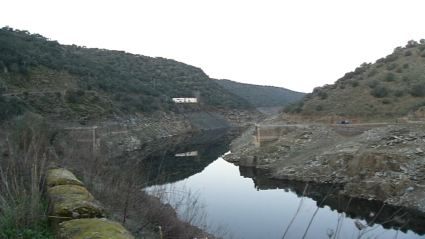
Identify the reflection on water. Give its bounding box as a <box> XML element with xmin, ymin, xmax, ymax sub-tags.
<box><xmin>143</xmin><ymin>131</ymin><xmax>425</xmax><ymax>239</ymax></box>
<box><xmin>133</xmin><ymin>128</ymin><xmax>238</xmax><ymax>186</ymax></box>
<box><xmin>239</xmin><ymin>166</ymin><xmax>425</xmax><ymax>237</ymax></box>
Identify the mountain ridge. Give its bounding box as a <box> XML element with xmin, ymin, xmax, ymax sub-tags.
<box><xmin>213</xmin><ymin>79</ymin><xmax>305</xmax><ymax>108</ymax></box>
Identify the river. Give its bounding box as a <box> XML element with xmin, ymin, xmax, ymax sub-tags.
<box><xmin>142</xmin><ymin>129</ymin><xmax>425</xmax><ymax>239</ymax></box>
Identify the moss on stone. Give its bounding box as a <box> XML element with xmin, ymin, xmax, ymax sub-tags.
<box><xmin>59</xmin><ymin>218</ymin><xmax>134</xmax><ymax>239</ymax></box>
<box><xmin>46</xmin><ymin>168</ymin><xmax>84</xmax><ymax>187</ymax></box>
<box><xmin>48</xmin><ymin>185</ymin><xmax>106</xmax><ymax>219</ymax></box>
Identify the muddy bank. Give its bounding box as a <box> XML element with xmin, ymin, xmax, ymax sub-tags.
<box><xmin>225</xmin><ymin>122</ymin><xmax>425</xmax><ymax>213</ymax></box>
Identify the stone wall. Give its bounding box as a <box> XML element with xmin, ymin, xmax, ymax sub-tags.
<box><xmin>45</xmin><ymin>167</ymin><xmax>134</xmax><ymax>239</ymax></box>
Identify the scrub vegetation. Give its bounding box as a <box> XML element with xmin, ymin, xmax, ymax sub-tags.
<box><xmin>0</xmin><ymin>113</ymin><xmax>55</xmax><ymax>239</ymax></box>
<box><xmin>0</xmin><ymin>26</ymin><xmax>254</xmax><ymax>123</ymax></box>
<box><xmin>283</xmin><ymin>39</ymin><xmax>425</xmax><ymax>119</ymax></box>
<box><xmin>213</xmin><ymin>79</ymin><xmax>306</xmax><ymax>107</ymax></box>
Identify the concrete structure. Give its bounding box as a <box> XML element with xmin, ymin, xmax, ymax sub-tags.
<box><xmin>253</xmin><ymin>124</ymin><xmax>308</xmax><ymax>147</ymax></box>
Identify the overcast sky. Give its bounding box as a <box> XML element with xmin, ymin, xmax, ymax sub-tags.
<box><xmin>1</xmin><ymin>0</ymin><xmax>424</xmax><ymax>93</ymax></box>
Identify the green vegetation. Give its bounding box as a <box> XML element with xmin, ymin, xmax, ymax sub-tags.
<box><xmin>0</xmin><ymin>113</ymin><xmax>55</xmax><ymax>239</ymax></box>
<box><xmin>370</xmin><ymin>85</ymin><xmax>389</xmax><ymax>98</ymax></box>
<box><xmin>213</xmin><ymin>79</ymin><xmax>305</xmax><ymax>108</ymax></box>
<box><xmin>0</xmin><ymin>26</ymin><xmax>254</xmax><ymax>121</ymax></box>
<box><xmin>283</xmin><ymin>40</ymin><xmax>425</xmax><ymax>118</ymax></box>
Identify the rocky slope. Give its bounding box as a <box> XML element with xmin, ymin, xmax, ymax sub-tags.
<box><xmin>225</xmin><ymin>119</ymin><xmax>425</xmax><ymax>213</ymax></box>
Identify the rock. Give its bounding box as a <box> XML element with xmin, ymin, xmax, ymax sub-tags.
<box><xmin>59</xmin><ymin>218</ymin><xmax>134</xmax><ymax>239</ymax></box>
<box><xmin>46</xmin><ymin>168</ymin><xmax>84</xmax><ymax>187</ymax></box>
<box><xmin>47</xmin><ymin>185</ymin><xmax>106</xmax><ymax>220</ymax></box>
<box><xmin>406</xmin><ymin>187</ymin><xmax>414</xmax><ymax>193</ymax></box>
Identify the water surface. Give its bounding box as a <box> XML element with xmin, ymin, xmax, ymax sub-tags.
<box><xmin>144</xmin><ymin>131</ymin><xmax>425</xmax><ymax>239</ymax></box>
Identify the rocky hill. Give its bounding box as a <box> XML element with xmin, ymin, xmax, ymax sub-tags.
<box><xmin>214</xmin><ymin>79</ymin><xmax>305</xmax><ymax>108</ymax></box>
<box><xmin>283</xmin><ymin>39</ymin><xmax>425</xmax><ymax>121</ymax></box>
<box><xmin>0</xmin><ymin>26</ymin><xmax>256</xmax><ymax>122</ymax></box>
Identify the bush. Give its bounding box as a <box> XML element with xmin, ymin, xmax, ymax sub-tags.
<box><xmin>367</xmin><ymin>80</ymin><xmax>380</xmax><ymax>89</ymax></box>
<box><xmin>385</xmin><ymin>53</ymin><xmax>399</xmax><ymax>63</ymax></box>
<box><xmin>396</xmin><ymin>67</ymin><xmax>403</xmax><ymax>73</ymax></box>
<box><xmin>402</xmin><ymin>75</ymin><xmax>410</xmax><ymax>83</ymax></box>
<box><xmin>315</xmin><ymin>105</ymin><xmax>323</xmax><ymax>111</ymax></box>
<box><xmin>76</xmin><ymin>89</ymin><xmax>85</xmax><ymax>96</ymax></box>
<box><xmin>386</xmin><ymin>63</ymin><xmax>397</xmax><ymax>71</ymax></box>
<box><xmin>384</xmin><ymin>72</ymin><xmax>396</xmax><ymax>82</ymax></box>
<box><xmin>318</xmin><ymin>91</ymin><xmax>328</xmax><ymax>99</ymax></box>
<box><xmin>67</xmin><ymin>93</ymin><xmax>78</xmax><ymax>103</ymax></box>
<box><xmin>403</xmin><ymin>63</ymin><xmax>409</xmax><ymax>69</ymax></box>
<box><xmin>339</xmin><ymin>85</ymin><xmax>346</xmax><ymax>89</ymax></box>
<box><xmin>0</xmin><ymin>113</ymin><xmax>55</xmax><ymax>239</ymax></box>
<box><xmin>394</xmin><ymin>89</ymin><xmax>405</xmax><ymax>97</ymax></box>
<box><xmin>404</xmin><ymin>50</ymin><xmax>412</xmax><ymax>56</ymax></box>
<box><xmin>312</xmin><ymin>87</ymin><xmax>323</xmax><ymax>93</ymax></box>
<box><xmin>350</xmin><ymin>80</ymin><xmax>359</xmax><ymax>87</ymax></box>
<box><xmin>0</xmin><ymin>96</ymin><xmax>27</xmax><ymax>120</ymax></box>
<box><xmin>368</xmin><ymin>68</ymin><xmax>378</xmax><ymax>77</ymax></box>
<box><xmin>382</xmin><ymin>98</ymin><xmax>391</xmax><ymax>104</ymax></box>
<box><xmin>370</xmin><ymin>85</ymin><xmax>389</xmax><ymax>98</ymax></box>
<box><xmin>410</xmin><ymin>84</ymin><xmax>425</xmax><ymax>97</ymax></box>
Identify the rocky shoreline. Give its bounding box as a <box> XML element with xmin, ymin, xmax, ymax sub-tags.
<box><xmin>224</xmin><ymin>121</ymin><xmax>425</xmax><ymax>214</ymax></box>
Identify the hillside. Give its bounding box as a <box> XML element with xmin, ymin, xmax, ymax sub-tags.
<box><xmin>213</xmin><ymin>79</ymin><xmax>305</xmax><ymax>108</ymax></box>
<box><xmin>283</xmin><ymin>39</ymin><xmax>425</xmax><ymax>121</ymax></box>
<box><xmin>0</xmin><ymin>26</ymin><xmax>254</xmax><ymax>121</ymax></box>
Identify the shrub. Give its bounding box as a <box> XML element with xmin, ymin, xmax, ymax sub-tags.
<box><xmin>368</xmin><ymin>68</ymin><xmax>378</xmax><ymax>77</ymax></box>
<box><xmin>402</xmin><ymin>75</ymin><xmax>410</xmax><ymax>83</ymax></box>
<box><xmin>370</xmin><ymin>85</ymin><xmax>389</xmax><ymax>98</ymax></box>
<box><xmin>384</xmin><ymin>72</ymin><xmax>396</xmax><ymax>82</ymax></box>
<box><xmin>318</xmin><ymin>91</ymin><xmax>328</xmax><ymax>99</ymax></box>
<box><xmin>76</xmin><ymin>89</ymin><xmax>85</xmax><ymax>96</ymax></box>
<box><xmin>403</xmin><ymin>63</ymin><xmax>409</xmax><ymax>69</ymax></box>
<box><xmin>386</xmin><ymin>63</ymin><xmax>397</xmax><ymax>71</ymax></box>
<box><xmin>67</xmin><ymin>93</ymin><xmax>78</xmax><ymax>103</ymax></box>
<box><xmin>350</xmin><ymin>80</ymin><xmax>359</xmax><ymax>87</ymax></box>
<box><xmin>410</xmin><ymin>84</ymin><xmax>425</xmax><ymax>97</ymax></box>
<box><xmin>354</xmin><ymin>67</ymin><xmax>365</xmax><ymax>75</ymax></box>
<box><xmin>0</xmin><ymin>113</ymin><xmax>55</xmax><ymax>238</ymax></box>
<box><xmin>385</xmin><ymin>53</ymin><xmax>399</xmax><ymax>63</ymax></box>
<box><xmin>312</xmin><ymin>87</ymin><xmax>323</xmax><ymax>93</ymax></box>
<box><xmin>404</xmin><ymin>50</ymin><xmax>412</xmax><ymax>56</ymax></box>
<box><xmin>382</xmin><ymin>98</ymin><xmax>391</xmax><ymax>104</ymax></box>
<box><xmin>396</xmin><ymin>67</ymin><xmax>403</xmax><ymax>73</ymax></box>
<box><xmin>315</xmin><ymin>105</ymin><xmax>323</xmax><ymax>111</ymax></box>
<box><xmin>0</xmin><ymin>96</ymin><xmax>27</xmax><ymax>120</ymax></box>
<box><xmin>339</xmin><ymin>85</ymin><xmax>346</xmax><ymax>89</ymax></box>
<box><xmin>394</xmin><ymin>89</ymin><xmax>405</xmax><ymax>97</ymax></box>
<box><xmin>421</xmin><ymin>51</ymin><xmax>425</xmax><ymax>58</ymax></box>
<box><xmin>367</xmin><ymin>80</ymin><xmax>380</xmax><ymax>89</ymax></box>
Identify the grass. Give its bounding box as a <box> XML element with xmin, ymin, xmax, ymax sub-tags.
<box><xmin>0</xmin><ymin>113</ymin><xmax>56</xmax><ymax>239</ymax></box>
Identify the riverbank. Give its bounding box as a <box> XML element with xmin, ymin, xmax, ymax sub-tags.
<box><xmin>224</xmin><ymin>120</ymin><xmax>425</xmax><ymax>213</ymax></box>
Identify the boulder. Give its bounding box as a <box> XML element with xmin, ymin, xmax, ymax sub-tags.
<box><xmin>47</xmin><ymin>184</ymin><xmax>106</xmax><ymax>219</ymax></box>
<box><xmin>59</xmin><ymin>218</ymin><xmax>134</xmax><ymax>239</ymax></box>
<box><xmin>46</xmin><ymin>167</ymin><xmax>84</xmax><ymax>187</ymax></box>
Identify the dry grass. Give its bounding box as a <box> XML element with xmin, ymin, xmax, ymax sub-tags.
<box><xmin>51</xmin><ymin>126</ymin><xmax>225</xmax><ymax>239</ymax></box>
<box><xmin>0</xmin><ymin>113</ymin><xmax>55</xmax><ymax>238</ymax></box>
